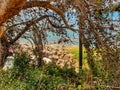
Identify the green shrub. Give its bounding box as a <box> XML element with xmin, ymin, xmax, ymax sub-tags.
<box><xmin>43</xmin><ymin>63</ymin><xmax>82</xmax><ymax>87</ymax></box>
<box><xmin>11</xmin><ymin>53</ymin><xmax>30</xmax><ymax>80</ymax></box>
<box><xmin>0</xmin><ymin>53</ymin><xmax>84</xmax><ymax>90</ymax></box>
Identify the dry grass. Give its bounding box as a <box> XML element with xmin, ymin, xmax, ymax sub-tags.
<box><xmin>65</xmin><ymin>46</ymin><xmax>90</xmax><ymax>70</ymax></box>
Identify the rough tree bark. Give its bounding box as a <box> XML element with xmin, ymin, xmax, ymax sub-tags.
<box><xmin>32</xmin><ymin>25</ymin><xmax>44</xmax><ymax>67</ymax></box>
<box><xmin>0</xmin><ymin>0</ymin><xmax>26</xmax><ymax>25</ymax></box>
<box><xmin>0</xmin><ymin>34</ymin><xmax>10</xmax><ymax>66</ymax></box>
<box><xmin>0</xmin><ymin>0</ymin><xmax>76</xmax><ymax>66</ymax></box>
<box><xmin>0</xmin><ymin>0</ymin><xmax>26</xmax><ymax>66</ymax></box>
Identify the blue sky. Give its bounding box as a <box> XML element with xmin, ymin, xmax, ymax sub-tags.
<box><xmin>109</xmin><ymin>11</ymin><xmax>120</xmax><ymax>19</ymax></box>
<box><xmin>19</xmin><ymin>10</ymin><xmax>119</xmax><ymax>45</ymax></box>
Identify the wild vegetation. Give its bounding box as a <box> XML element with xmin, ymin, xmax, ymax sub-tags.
<box><xmin>0</xmin><ymin>0</ymin><xmax>120</xmax><ymax>90</ymax></box>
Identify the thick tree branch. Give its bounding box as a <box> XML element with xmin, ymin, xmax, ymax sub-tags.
<box><xmin>0</xmin><ymin>0</ymin><xmax>77</xmax><ymax>38</ymax></box>
<box><xmin>10</xmin><ymin>15</ymin><xmax>49</xmax><ymax>44</ymax></box>
<box><xmin>0</xmin><ymin>0</ymin><xmax>26</xmax><ymax>24</ymax></box>
<box><xmin>22</xmin><ymin>1</ymin><xmax>78</xmax><ymax>32</ymax></box>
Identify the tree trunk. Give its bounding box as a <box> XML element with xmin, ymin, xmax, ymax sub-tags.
<box><xmin>36</xmin><ymin>44</ymin><xmax>43</xmax><ymax>67</ymax></box>
<box><xmin>0</xmin><ymin>39</ymin><xmax>3</xmax><ymax>66</ymax></box>
<box><xmin>32</xmin><ymin>25</ymin><xmax>44</xmax><ymax>67</ymax></box>
<box><xmin>0</xmin><ymin>24</ymin><xmax>8</xmax><ymax>67</ymax></box>
<box><xmin>36</xmin><ymin>30</ymin><xmax>43</xmax><ymax>67</ymax></box>
<box><xmin>0</xmin><ymin>38</ymin><xmax>9</xmax><ymax>67</ymax></box>
<box><xmin>0</xmin><ymin>0</ymin><xmax>26</xmax><ymax>24</ymax></box>
<box><xmin>79</xmin><ymin>30</ymin><xmax>83</xmax><ymax>70</ymax></box>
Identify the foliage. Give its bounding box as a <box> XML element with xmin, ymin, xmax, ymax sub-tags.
<box><xmin>66</xmin><ymin>46</ymin><xmax>79</xmax><ymax>60</ymax></box>
<box><xmin>66</xmin><ymin>46</ymin><xmax>89</xmax><ymax>70</ymax></box>
<box><xmin>0</xmin><ymin>48</ymin><xmax>120</xmax><ymax>90</ymax></box>
<box><xmin>0</xmin><ymin>0</ymin><xmax>120</xmax><ymax>89</ymax></box>
<box><xmin>0</xmin><ymin>53</ymin><xmax>82</xmax><ymax>90</ymax></box>
<box><xmin>66</xmin><ymin>46</ymin><xmax>87</xmax><ymax>60</ymax></box>
<box><xmin>67</xmin><ymin>46</ymin><xmax>120</xmax><ymax>89</ymax></box>
<box><xmin>11</xmin><ymin>53</ymin><xmax>30</xmax><ymax>80</ymax></box>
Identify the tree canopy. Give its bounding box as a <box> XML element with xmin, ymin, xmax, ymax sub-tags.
<box><xmin>0</xmin><ymin>0</ymin><xmax>119</xmax><ymax>70</ymax></box>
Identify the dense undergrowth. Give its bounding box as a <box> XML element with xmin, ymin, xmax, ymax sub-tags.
<box><xmin>0</xmin><ymin>47</ymin><xmax>120</xmax><ymax>90</ymax></box>
<box><xmin>67</xmin><ymin>46</ymin><xmax>120</xmax><ymax>89</ymax></box>
<box><xmin>0</xmin><ymin>53</ymin><xmax>84</xmax><ymax>90</ymax></box>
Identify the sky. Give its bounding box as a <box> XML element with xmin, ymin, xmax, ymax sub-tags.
<box><xmin>19</xmin><ymin>3</ymin><xmax>120</xmax><ymax>45</ymax></box>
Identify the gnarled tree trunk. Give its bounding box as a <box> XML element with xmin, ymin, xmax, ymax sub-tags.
<box><xmin>0</xmin><ymin>0</ymin><xmax>26</xmax><ymax>23</ymax></box>
<box><xmin>0</xmin><ymin>35</ymin><xmax>9</xmax><ymax>67</ymax></box>
<box><xmin>0</xmin><ymin>24</ymin><xmax>7</xmax><ymax>66</ymax></box>
<box><xmin>0</xmin><ymin>0</ymin><xmax>26</xmax><ymax>66</ymax></box>
<box><xmin>0</xmin><ymin>0</ymin><xmax>26</xmax><ymax>38</ymax></box>
<box><xmin>32</xmin><ymin>25</ymin><xmax>44</xmax><ymax>67</ymax></box>
<box><xmin>0</xmin><ymin>39</ymin><xmax>3</xmax><ymax>66</ymax></box>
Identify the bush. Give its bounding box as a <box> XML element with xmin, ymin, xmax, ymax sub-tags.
<box><xmin>43</xmin><ymin>63</ymin><xmax>81</xmax><ymax>87</ymax></box>
<box><xmin>11</xmin><ymin>53</ymin><xmax>30</xmax><ymax>80</ymax></box>
<box><xmin>0</xmin><ymin>53</ymin><xmax>84</xmax><ymax>90</ymax></box>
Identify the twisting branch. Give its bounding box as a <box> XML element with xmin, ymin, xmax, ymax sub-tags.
<box><xmin>47</xmin><ymin>17</ymin><xmax>66</xmax><ymax>29</ymax></box>
<box><xmin>0</xmin><ymin>0</ymin><xmax>26</xmax><ymax>24</ymax></box>
<box><xmin>0</xmin><ymin>0</ymin><xmax>77</xmax><ymax>39</ymax></box>
<box><xmin>8</xmin><ymin>15</ymin><xmax>68</xmax><ymax>30</ymax></box>
<box><xmin>74</xmin><ymin>0</ymin><xmax>104</xmax><ymax>46</ymax></box>
<box><xmin>10</xmin><ymin>15</ymin><xmax>49</xmax><ymax>44</ymax></box>
<box><xmin>10</xmin><ymin>14</ymin><xmax>73</xmax><ymax>44</ymax></box>
<box><xmin>22</xmin><ymin>1</ymin><xmax>78</xmax><ymax>32</ymax></box>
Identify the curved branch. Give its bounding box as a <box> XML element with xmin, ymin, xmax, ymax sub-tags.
<box><xmin>8</xmin><ymin>15</ymin><xmax>64</xmax><ymax>29</ymax></box>
<box><xmin>10</xmin><ymin>15</ymin><xmax>48</xmax><ymax>44</ymax></box>
<box><xmin>10</xmin><ymin>15</ymin><xmax>71</xmax><ymax>44</ymax></box>
<box><xmin>47</xmin><ymin>18</ymin><xmax>66</xmax><ymax>29</ymax></box>
<box><xmin>22</xmin><ymin>1</ymin><xmax>78</xmax><ymax>32</ymax></box>
<box><xmin>0</xmin><ymin>0</ymin><xmax>26</xmax><ymax>24</ymax></box>
<box><xmin>0</xmin><ymin>0</ymin><xmax>77</xmax><ymax>39</ymax></box>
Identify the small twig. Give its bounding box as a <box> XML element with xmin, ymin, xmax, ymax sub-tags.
<box><xmin>100</xmin><ymin>85</ymin><xmax>120</xmax><ymax>89</ymax></box>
